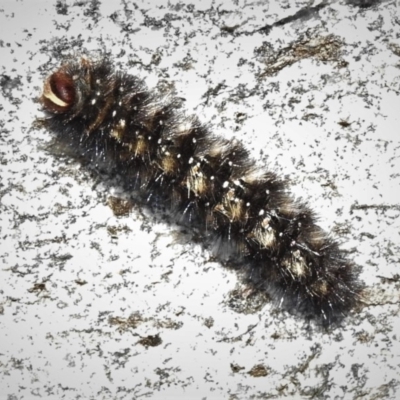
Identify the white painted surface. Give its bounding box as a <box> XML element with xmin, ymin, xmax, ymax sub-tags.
<box><xmin>0</xmin><ymin>1</ymin><xmax>399</xmax><ymax>399</ymax></box>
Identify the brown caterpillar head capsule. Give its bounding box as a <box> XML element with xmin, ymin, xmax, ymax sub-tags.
<box><xmin>41</xmin><ymin>71</ymin><xmax>76</xmax><ymax>113</ymax></box>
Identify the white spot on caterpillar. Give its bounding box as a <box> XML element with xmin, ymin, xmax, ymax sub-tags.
<box><xmin>91</xmin><ymin>99</ymin><xmax>96</xmax><ymax>105</ymax></box>
<box><xmin>259</xmin><ymin>209</ymin><xmax>265</xmax><ymax>216</ymax></box>
<box><xmin>112</xmin><ymin>110</ymin><xmax>117</xmax><ymax>117</ymax></box>
<box><xmin>177</xmin><ymin>121</ymin><xmax>193</xmax><ymax>135</ymax></box>
<box><xmin>222</xmin><ymin>181</ymin><xmax>229</xmax><ymax>188</ymax></box>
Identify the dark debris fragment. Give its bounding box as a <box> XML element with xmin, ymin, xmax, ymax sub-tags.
<box><xmin>259</xmin><ymin>32</ymin><xmax>346</xmax><ymax>78</ymax></box>
<box><xmin>247</xmin><ymin>364</ymin><xmax>270</xmax><ymax>377</ymax></box>
<box><xmin>137</xmin><ymin>334</ymin><xmax>162</xmax><ymax>348</ymax></box>
<box><xmin>107</xmin><ymin>196</ymin><xmax>134</xmax><ymax>217</ymax></box>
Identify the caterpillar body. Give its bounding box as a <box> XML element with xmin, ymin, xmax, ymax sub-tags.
<box><xmin>39</xmin><ymin>58</ymin><xmax>362</xmax><ymax>326</ymax></box>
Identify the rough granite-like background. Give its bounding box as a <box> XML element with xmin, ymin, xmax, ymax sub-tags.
<box><xmin>1</xmin><ymin>0</ymin><xmax>400</xmax><ymax>399</ymax></box>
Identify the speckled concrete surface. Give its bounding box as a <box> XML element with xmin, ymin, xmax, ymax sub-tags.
<box><xmin>1</xmin><ymin>0</ymin><xmax>400</xmax><ymax>399</ymax></box>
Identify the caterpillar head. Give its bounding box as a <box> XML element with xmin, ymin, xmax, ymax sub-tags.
<box><xmin>41</xmin><ymin>70</ymin><xmax>76</xmax><ymax>113</ymax></box>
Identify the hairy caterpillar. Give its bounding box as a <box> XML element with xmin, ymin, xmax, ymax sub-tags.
<box><xmin>38</xmin><ymin>58</ymin><xmax>362</xmax><ymax>326</ymax></box>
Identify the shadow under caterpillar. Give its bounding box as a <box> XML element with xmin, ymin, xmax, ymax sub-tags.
<box><xmin>38</xmin><ymin>57</ymin><xmax>363</xmax><ymax>326</ymax></box>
